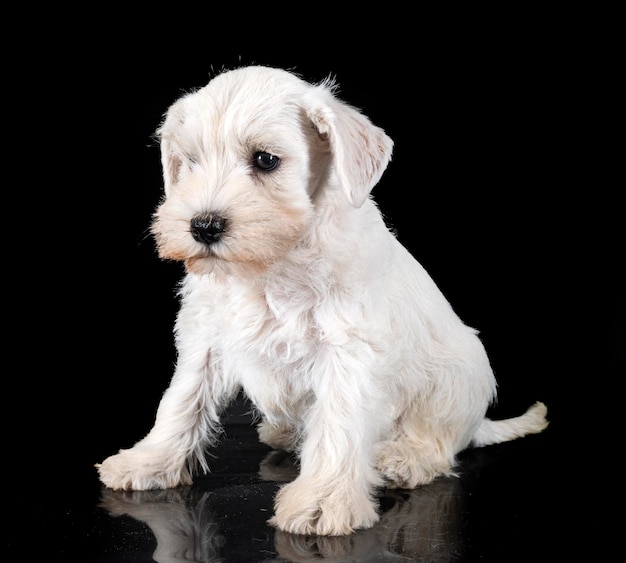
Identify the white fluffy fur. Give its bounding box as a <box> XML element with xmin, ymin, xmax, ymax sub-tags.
<box><xmin>96</xmin><ymin>65</ymin><xmax>548</xmax><ymax>536</ymax></box>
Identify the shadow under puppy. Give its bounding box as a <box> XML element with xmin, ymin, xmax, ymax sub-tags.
<box><xmin>97</xmin><ymin>65</ymin><xmax>548</xmax><ymax>536</ymax></box>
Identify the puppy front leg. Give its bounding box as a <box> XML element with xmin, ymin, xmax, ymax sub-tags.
<box><xmin>97</xmin><ymin>348</ymin><xmax>228</xmax><ymax>491</ymax></box>
<box><xmin>269</xmin><ymin>354</ymin><xmax>383</xmax><ymax>536</ymax></box>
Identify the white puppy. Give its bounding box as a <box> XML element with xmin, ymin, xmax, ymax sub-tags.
<box><xmin>97</xmin><ymin>65</ymin><xmax>548</xmax><ymax>536</ymax></box>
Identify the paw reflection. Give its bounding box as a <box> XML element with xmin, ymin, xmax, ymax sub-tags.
<box><xmin>99</xmin><ymin>487</ymin><xmax>224</xmax><ymax>563</ymax></box>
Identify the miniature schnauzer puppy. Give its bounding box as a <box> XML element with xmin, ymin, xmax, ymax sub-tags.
<box><xmin>97</xmin><ymin>65</ymin><xmax>548</xmax><ymax>536</ymax></box>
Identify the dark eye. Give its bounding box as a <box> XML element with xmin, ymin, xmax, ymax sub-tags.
<box><xmin>253</xmin><ymin>151</ymin><xmax>280</xmax><ymax>171</ymax></box>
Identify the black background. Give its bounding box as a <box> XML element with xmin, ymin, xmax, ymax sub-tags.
<box><xmin>10</xmin><ymin>16</ymin><xmax>622</xmax><ymax>560</ymax></box>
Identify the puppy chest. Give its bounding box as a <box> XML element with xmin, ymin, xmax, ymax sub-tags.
<box><xmin>186</xmin><ymin>273</ymin><xmax>375</xmax><ymax>379</ymax></box>
<box><xmin>213</xmin><ymin>298</ymin><xmax>318</xmax><ymax>413</ymax></box>
<box><xmin>225</xmin><ymin>301</ymin><xmax>318</xmax><ymax>368</ymax></box>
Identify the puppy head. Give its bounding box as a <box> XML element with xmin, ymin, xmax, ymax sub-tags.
<box><xmin>151</xmin><ymin>65</ymin><xmax>393</xmax><ymax>278</ymax></box>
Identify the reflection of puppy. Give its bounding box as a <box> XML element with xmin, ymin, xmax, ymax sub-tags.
<box><xmin>97</xmin><ymin>65</ymin><xmax>548</xmax><ymax>536</ymax></box>
<box><xmin>377</xmin><ymin>481</ymin><xmax>464</xmax><ymax>560</ymax></box>
<box><xmin>99</xmin><ymin>488</ymin><xmax>223</xmax><ymax>562</ymax></box>
<box><xmin>258</xmin><ymin>449</ymin><xmax>300</xmax><ymax>483</ymax></box>
<box><xmin>99</xmin><ymin>474</ymin><xmax>464</xmax><ymax>562</ymax></box>
<box><xmin>272</xmin><ymin>480</ymin><xmax>465</xmax><ymax>562</ymax></box>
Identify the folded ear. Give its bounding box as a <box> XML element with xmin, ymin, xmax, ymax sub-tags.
<box><xmin>159</xmin><ymin>137</ymin><xmax>181</xmax><ymax>196</ymax></box>
<box><xmin>156</xmin><ymin>101</ymin><xmax>187</xmax><ymax>196</ymax></box>
<box><xmin>303</xmin><ymin>81</ymin><xmax>394</xmax><ymax>208</ymax></box>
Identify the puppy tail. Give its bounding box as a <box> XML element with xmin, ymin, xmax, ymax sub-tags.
<box><xmin>471</xmin><ymin>401</ymin><xmax>549</xmax><ymax>447</ymax></box>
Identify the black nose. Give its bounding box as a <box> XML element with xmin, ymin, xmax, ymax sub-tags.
<box><xmin>190</xmin><ymin>213</ymin><xmax>227</xmax><ymax>245</ymax></box>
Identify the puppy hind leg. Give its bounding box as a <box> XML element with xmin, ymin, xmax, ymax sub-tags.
<box><xmin>376</xmin><ymin>436</ymin><xmax>457</xmax><ymax>490</ymax></box>
<box><xmin>377</xmin><ymin>401</ymin><xmax>550</xmax><ymax>489</ymax></box>
<box><xmin>257</xmin><ymin>420</ymin><xmax>298</xmax><ymax>452</ymax></box>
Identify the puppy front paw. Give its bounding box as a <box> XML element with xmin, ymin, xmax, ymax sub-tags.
<box><xmin>96</xmin><ymin>448</ymin><xmax>192</xmax><ymax>491</ymax></box>
<box><xmin>268</xmin><ymin>477</ymin><xmax>379</xmax><ymax>536</ymax></box>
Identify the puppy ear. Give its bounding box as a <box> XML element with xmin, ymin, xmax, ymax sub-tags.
<box><xmin>304</xmin><ymin>81</ymin><xmax>394</xmax><ymax>208</ymax></box>
<box><xmin>159</xmin><ymin>136</ymin><xmax>181</xmax><ymax>196</ymax></box>
<box><xmin>156</xmin><ymin>103</ymin><xmax>186</xmax><ymax>196</ymax></box>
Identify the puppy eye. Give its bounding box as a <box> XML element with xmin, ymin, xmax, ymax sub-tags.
<box><xmin>253</xmin><ymin>151</ymin><xmax>280</xmax><ymax>171</ymax></box>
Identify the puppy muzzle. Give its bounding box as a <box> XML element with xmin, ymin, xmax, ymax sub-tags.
<box><xmin>190</xmin><ymin>213</ymin><xmax>227</xmax><ymax>245</ymax></box>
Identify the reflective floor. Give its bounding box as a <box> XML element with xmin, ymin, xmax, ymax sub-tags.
<box><xmin>22</xmin><ymin>394</ymin><xmax>595</xmax><ymax>562</ymax></box>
